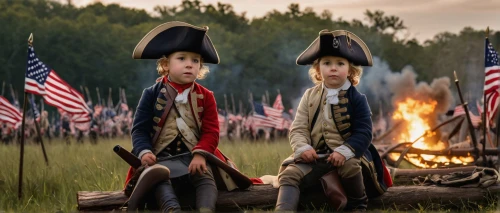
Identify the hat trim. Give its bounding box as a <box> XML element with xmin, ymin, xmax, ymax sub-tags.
<box><xmin>295</xmin><ymin>36</ymin><xmax>319</xmax><ymax>65</ymax></box>
<box><xmin>204</xmin><ymin>34</ymin><xmax>220</xmax><ymax>64</ymax></box>
<box><xmin>132</xmin><ymin>21</ymin><xmax>207</xmax><ymax>59</ymax></box>
<box><xmin>296</xmin><ymin>30</ymin><xmax>373</xmax><ymax>66</ymax></box>
<box><xmin>325</xmin><ymin>30</ymin><xmax>373</xmax><ymax>66</ymax></box>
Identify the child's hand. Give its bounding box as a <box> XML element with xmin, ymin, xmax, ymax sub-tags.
<box><xmin>300</xmin><ymin>149</ymin><xmax>319</xmax><ymax>163</ymax></box>
<box><xmin>188</xmin><ymin>153</ymin><xmax>207</xmax><ymax>175</ymax></box>
<box><xmin>141</xmin><ymin>153</ymin><xmax>156</xmax><ymax>166</ymax></box>
<box><xmin>327</xmin><ymin>152</ymin><xmax>346</xmax><ymax>167</ymax></box>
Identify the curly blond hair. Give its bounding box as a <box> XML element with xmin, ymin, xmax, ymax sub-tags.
<box><xmin>308</xmin><ymin>58</ymin><xmax>363</xmax><ymax>86</ymax></box>
<box><xmin>156</xmin><ymin>55</ymin><xmax>210</xmax><ymax>80</ymax></box>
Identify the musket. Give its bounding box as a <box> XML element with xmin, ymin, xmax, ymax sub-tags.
<box><xmin>121</xmin><ymin>88</ymin><xmax>127</xmax><ymax>104</ymax></box>
<box><xmin>454</xmin><ymin>71</ymin><xmax>479</xmax><ymax>161</ymax></box>
<box><xmin>80</xmin><ymin>85</ymin><xmax>85</xmax><ymax>101</ymax></box>
<box><xmin>85</xmin><ymin>86</ymin><xmax>92</xmax><ymax>105</ymax></box>
<box><xmin>113</xmin><ymin>145</ymin><xmax>141</xmax><ymax>169</ymax></box>
<box><xmin>224</xmin><ymin>94</ymin><xmax>229</xmax><ymax>114</ymax></box>
<box><xmin>108</xmin><ymin>87</ymin><xmax>113</xmax><ymax>108</ymax></box>
<box><xmin>96</xmin><ymin>87</ymin><xmax>101</xmax><ymax>105</ymax></box>
<box><xmin>231</xmin><ymin>93</ymin><xmax>236</xmax><ymax>115</ymax></box>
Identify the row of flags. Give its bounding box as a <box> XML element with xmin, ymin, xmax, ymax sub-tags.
<box><xmin>1</xmin><ymin>33</ymin><xmax>499</xmax><ymax>133</ymax></box>
<box><xmin>217</xmin><ymin>93</ymin><xmax>293</xmax><ymax>136</ymax></box>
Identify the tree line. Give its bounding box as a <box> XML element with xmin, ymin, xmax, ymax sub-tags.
<box><xmin>0</xmin><ymin>0</ymin><xmax>498</xmax><ymax>114</ymax></box>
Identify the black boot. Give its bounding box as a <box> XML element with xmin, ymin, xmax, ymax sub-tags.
<box><xmin>155</xmin><ymin>181</ymin><xmax>181</xmax><ymax>213</ymax></box>
<box><xmin>341</xmin><ymin>173</ymin><xmax>368</xmax><ymax>211</ymax></box>
<box><xmin>195</xmin><ymin>183</ymin><xmax>218</xmax><ymax>213</ymax></box>
<box><xmin>275</xmin><ymin>185</ymin><xmax>300</xmax><ymax>211</ymax></box>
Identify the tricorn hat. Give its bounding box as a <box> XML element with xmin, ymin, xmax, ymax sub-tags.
<box><xmin>132</xmin><ymin>21</ymin><xmax>220</xmax><ymax>64</ymax></box>
<box><xmin>296</xmin><ymin>30</ymin><xmax>373</xmax><ymax>66</ymax></box>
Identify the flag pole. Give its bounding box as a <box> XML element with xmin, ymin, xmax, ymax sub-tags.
<box><xmin>96</xmin><ymin>87</ymin><xmax>101</xmax><ymax>105</ymax></box>
<box><xmin>231</xmin><ymin>93</ymin><xmax>236</xmax><ymax>114</ymax></box>
<box><xmin>18</xmin><ymin>33</ymin><xmax>34</xmax><ymax>200</ymax></box>
<box><xmin>454</xmin><ymin>71</ymin><xmax>480</xmax><ymax>162</ymax></box>
<box><xmin>30</xmin><ymin>94</ymin><xmax>49</xmax><ymax>165</ymax></box>
<box><xmin>1</xmin><ymin>81</ymin><xmax>4</xmax><ymax>96</ymax></box>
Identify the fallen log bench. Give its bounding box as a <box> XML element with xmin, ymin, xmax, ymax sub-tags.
<box><xmin>77</xmin><ymin>184</ymin><xmax>500</xmax><ymax>211</ymax></box>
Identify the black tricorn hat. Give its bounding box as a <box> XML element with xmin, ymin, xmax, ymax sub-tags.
<box><xmin>132</xmin><ymin>21</ymin><xmax>220</xmax><ymax>64</ymax></box>
<box><xmin>296</xmin><ymin>30</ymin><xmax>373</xmax><ymax>66</ymax></box>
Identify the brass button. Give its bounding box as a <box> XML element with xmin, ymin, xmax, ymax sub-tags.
<box><xmin>323</xmin><ymin>123</ymin><xmax>327</xmax><ymax>127</ymax></box>
<box><xmin>346</xmin><ymin>115</ymin><xmax>350</xmax><ymax>119</ymax></box>
<box><xmin>176</xmin><ymin>148</ymin><xmax>181</xmax><ymax>152</ymax></box>
<box><xmin>185</xmin><ymin>113</ymin><xmax>189</xmax><ymax>117</ymax></box>
<box><xmin>177</xmin><ymin>141</ymin><xmax>181</xmax><ymax>146</ymax></box>
<box><xmin>323</xmin><ymin>100</ymin><xmax>326</xmax><ymax>105</ymax></box>
<box><xmin>181</xmin><ymin>129</ymin><xmax>185</xmax><ymax>133</ymax></box>
<box><xmin>167</xmin><ymin>147</ymin><xmax>171</xmax><ymax>151</ymax></box>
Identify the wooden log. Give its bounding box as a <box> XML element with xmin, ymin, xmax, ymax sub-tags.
<box><xmin>77</xmin><ymin>184</ymin><xmax>500</xmax><ymax>211</ymax></box>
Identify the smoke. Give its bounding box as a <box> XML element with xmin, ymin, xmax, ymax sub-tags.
<box><xmin>358</xmin><ymin>57</ymin><xmax>454</xmax><ymax>115</ymax></box>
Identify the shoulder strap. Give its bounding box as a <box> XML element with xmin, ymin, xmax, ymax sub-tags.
<box><xmin>151</xmin><ymin>84</ymin><xmax>177</xmax><ymax>144</ymax></box>
<box><xmin>310</xmin><ymin>89</ymin><xmax>324</xmax><ymax>130</ymax></box>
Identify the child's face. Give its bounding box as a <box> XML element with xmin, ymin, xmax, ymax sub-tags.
<box><xmin>164</xmin><ymin>51</ymin><xmax>202</xmax><ymax>84</ymax></box>
<box><xmin>319</xmin><ymin>56</ymin><xmax>349</xmax><ymax>89</ymax></box>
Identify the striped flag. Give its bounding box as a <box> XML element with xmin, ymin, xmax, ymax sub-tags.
<box><xmin>483</xmin><ymin>38</ymin><xmax>500</xmax><ymax>124</ymax></box>
<box><xmin>273</xmin><ymin>94</ymin><xmax>284</xmax><ymax>111</ymax></box>
<box><xmin>453</xmin><ymin>105</ymin><xmax>481</xmax><ymax>128</ymax></box>
<box><xmin>0</xmin><ymin>96</ymin><xmax>22</xmax><ymax>128</ymax></box>
<box><xmin>218</xmin><ymin>113</ymin><xmax>227</xmax><ymax>137</ymax></box>
<box><xmin>24</xmin><ymin>46</ymin><xmax>91</xmax><ymax>115</ymax></box>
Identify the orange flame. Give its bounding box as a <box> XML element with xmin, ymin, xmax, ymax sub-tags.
<box><xmin>390</xmin><ymin>98</ymin><xmax>474</xmax><ymax>168</ymax></box>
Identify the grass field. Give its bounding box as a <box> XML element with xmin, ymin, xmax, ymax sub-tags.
<box><xmin>0</xmin><ymin>138</ymin><xmax>498</xmax><ymax>212</ymax></box>
<box><xmin>0</xmin><ymin>138</ymin><xmax>292</xmax><ymax>212</ymax></box>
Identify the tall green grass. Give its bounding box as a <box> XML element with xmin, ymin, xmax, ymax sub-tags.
<box><xmin>0</xmin><ymin>138</ymin><xmax>291</xmax><ymax>212</ymax></box>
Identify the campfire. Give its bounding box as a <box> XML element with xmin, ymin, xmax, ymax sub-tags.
<box><xmin>387</xmin><ymin>98</ymin><xmax>475</xmax><ymax>168</ymax></box>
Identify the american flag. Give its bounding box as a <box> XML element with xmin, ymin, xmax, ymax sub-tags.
<box><xmin>0</xmin><ymin>96</ymin><xmax>22</xmax><ymax>128</ymax></box>
<box><xmin>273</xmin><ymin>94</ymin><xmax>284</xmax><ymax>111</ymax></box>
<box><xmin>253</xmin><ymin>102</ymin><xmax>282</xmax><ymax>129</ymax></box>
<box><xmin>453</xmin><ymin>105</ymin><xmax>481</xmax><ymax>128</ymax></box>
<box><xmin>218</xmin><ymin>113</ymin><xmax>227</xmax><ymax>137</ymax></box>
<box><xmin>483</xmin><ymin>38</ymin><xmax>500</xmax><ymax>124</ymax></box>
<box><xmin>24</xmin><ymin>46</ymin><xmax>91</xmax><ymax>115</ymax></box>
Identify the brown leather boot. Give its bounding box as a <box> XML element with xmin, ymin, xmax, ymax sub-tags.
<box><xmin>275</xmin><ymin>185</ymin><xmax>300</xmax><ymax>211</ymax></box>
<box><xmin>341</xmin><ymin>172</ymin><xmax>368</xmax><ymax>211</ymax></box>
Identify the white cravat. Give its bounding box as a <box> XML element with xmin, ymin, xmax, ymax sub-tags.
<box><xmin>324</xmin><ymin>80</ymin><xmax>351</xmax><ymax>105</ymax></box>
<box><xmin>175</xmin><ymin>88</ymin><xmax>191</xmax><ymax>104</ymax></box>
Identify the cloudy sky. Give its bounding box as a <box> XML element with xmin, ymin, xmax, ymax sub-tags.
<box><xmin>64</xmin><ymin>0</ymin><xmax>499</xmax><ymax>42</ymax></box>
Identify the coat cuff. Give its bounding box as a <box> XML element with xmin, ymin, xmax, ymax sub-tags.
<box><xmin>138</xmin><ymin>149</ymin><xmax>153</xmax><ymax>160</ymax></box>
<box><xmin>294</xmin><ymin>145</ymin><xmax>313</xmax><ymax>160</ymax></box>
<box><xmin>334</xmin><ymin>145</ymin><xmax>355</xmax><ymax>161</ymax></box>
